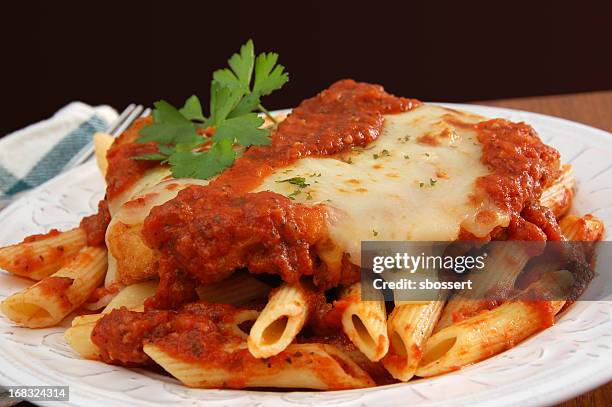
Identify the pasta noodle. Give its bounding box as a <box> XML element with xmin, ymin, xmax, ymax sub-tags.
<box><xmin>560</xmin><ymin>214</ymin><xmax>604</xmax><ymax>242</ymax></box>
<box><xmin>540</xmin><ymin>164</ymin><xmax>575</xmax><ymax>217</ymax></box>
<box><xmin>64</xmin><ymin>282</ymin><xmax>156</xmax><ymax>359</ymax></box>
<box><xmin>382</xmin><ymin>300</ymin><xmax>444</xmax><ymax>381</ymax></box>
<box><xmin>224</xmin><ymin>309</ymin><xmax>260</xmax><ymax>339</ymax></box>
<box><xmin>144</xmin><ymin>342</ymin><xmax>375</xmax><ymax>390</ymax></box>
<box><xmin>248</xmin><ymin>284</ymin><xmax>308</xmax><ymax>358</ymax></box>
<box><xmin>339</xmin><ymin>283</ymin><xmax>389</xmax><ymax>362</ymax></box>
<box><xmin>103</xmin><ymin>280</ymin><xmax>158</xmax><ymax>311</ymax></box>
<box><xmin>417</xmin><ymin>270</ymin><xmax>573</xmax><ymax>377</ymax></box>
<box><xmin>196</xmin><ymin>272</ymin><xmax>272</xmax><ymax>306</ymax></box>
<box><xmin>1</xmin><ymin>246</ymin><xmax>107</xmax><ymax>328</ymax></box>
<box><xmin>0</xmin><ymin>228</ymin><xmax>87</xmax><ymax>280</ymax></box>
<box><xmin>64</xmin><ymin>314</ymin><xmax>104</xmax><ymax>360</ymax></box>
<box><xmin>435</xmin><ymin>241</ymin><xmax>534</xmax><ymax>331</ymax></box>
<box><xmin>93</xmin><ymin>132</ymin><xmax>115</xmax><ymax>176</ymax></box>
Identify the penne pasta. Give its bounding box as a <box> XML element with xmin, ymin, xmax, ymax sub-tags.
<box><xmin>518</xmin><ymin>214</ymin><xmax>603</xmax><ymax>289</ymax></box>
<box><xmin>144</xmin><ymin>342</ymin><xmax>375</xmax><ymax>390</ymax></box>
<box><xmin>196</xmin><ymin>272</ymin><xmax>272</xmax><ymax>306</ymax></box>
<box><xmin>339</xmin><ymin>283</ymin><xmax>389</xmax><ymax>362</ymax></box>
<box><xmin>559</xmin><ymin>214</ymin><xmax>604</xmax><ymax>242</ymax></box>
<box><xmin>1</xmin><ymin>246</ymin><xmax>107</xmax><ymax>328</ymax></box>
<box><xmin>382</xmin><ymin>300</ymin><xmax>445</xmax><ymax>381</ymax></box>
<box><xmin>103</xmin><ymin>280</ymin><xmax>158</xmax><ymax>312</ymax></box>
<box><xmin>417</xmin><ymin>270</ymin><xmax>572</xmax><ymax>377</ymax></box>
<box><xmin>64</xmin><ymin>314</ymin><xmax>104</xmax><ymax>360</ymax></box>
<box><xmin>0</xmin><ymin>228</ymin><xmax>87</xmax><ymax>280</ymax></box>
<box><xmin>248</xmin><ymin>284</ymin><xmax>309</xmax><ymax>358</ymax></box>
<box><xmin>435</xmin><ymin>241</ymin><xmax>534</xmax><ymax>331</ymax></box>
<box><xmin>93</xmin><ymin>132</ymin><xmax>115</xmax><ymax>177</ymax></box>
<box><xmin>224</xmin><ymin>309</ymin><xmax>260</xmax><ymax>339</ymax></box>
<box><xmin>540</xmin><ymin>164</ymin><xmax>575</xmax><ymax>218</ymax></box>
<box><xmin>64</xmin><ymin>281</ymin><xmax>157</xmax><ymax>361</ymax></box>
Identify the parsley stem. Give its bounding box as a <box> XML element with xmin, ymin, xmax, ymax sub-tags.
<box><xmin>258</xmin><ymin>104</ymin><xmax>278</xmax><ymax>124</ymax></box>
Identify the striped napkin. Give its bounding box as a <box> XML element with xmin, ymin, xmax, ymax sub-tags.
<box><xmin>0</xmin><ymin>102</ymin><xmax>118</xmax><ymax>209</ymax></box>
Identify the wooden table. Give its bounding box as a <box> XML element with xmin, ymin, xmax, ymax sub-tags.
<box><xmin>477</xmin><ymin>90</ymin><xmax>612</xmax><ymax>133</ymax></box>
<box><xmin>476</xmin><ymin>90</ymin><xmax>612</xmax><ymax>407</ymax></box>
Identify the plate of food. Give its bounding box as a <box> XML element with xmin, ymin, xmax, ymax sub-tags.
<box><xmin>0</xmin><ymin>41</ymin><xmax>610</xmax><ymax>407</ymax></box>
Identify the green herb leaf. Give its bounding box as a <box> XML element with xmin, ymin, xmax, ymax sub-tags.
<box><xmin>169</xmin><ymin>138</ymin><xmax>236</xmax><ymax>179</ymax></box>
<box><xmin>276</xmin><ymin>177</ymin><xmax>310</xmax><ymax>188</ymax></box>
<box><xmin>138</xmin><ymin>100</ymin><xmax>201</xmax><ymax>146</ymax></box>
<box><xmin>135</xmin><ymin>40</ymin><xmax>288</xmax><ymax>180</ymax></box>
<box><xmin>212</xmin><ymin>39</ymin><xmax>289</xmax><ymax>119</ymax></box>
<box><xmin>133</xmin><ymin>153</ymin><xmax>169</xmax><ymax>161</ymax></box>
<box><xmin>213</xmin><ymin>40</ymin><xmax>255</xmax><ymax>93</ymax></box>
<box><xmin>213</xmin><ymin>113</ymin><xmax>270</xmax><ymax>146</ymax></box>
<box><xmin>158</xmin><ymin>144</ymin><xmax>176</xmax><ymax>156</ymax></box>
<box><xmin>253</xmin><ymin>52</ymin><xmax>289</xmax><ymax>97</ymax></box>
<box><xmin>206</xmin><ymin>82</ymin><xmax>243</xmax><ymax>127</ymax></box>
<box><xmin>288</xmin><ymin>189</ymin><xmax>302</xmax><ymax>199</ymax></box>
<box><xmin>179</xmin><ymin>95</ymin><xmax>205</xmax><ymax>122</ymax></box>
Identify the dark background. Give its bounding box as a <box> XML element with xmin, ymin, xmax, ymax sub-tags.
<box><xmin>2</xmin><ymin>0</ymin><xmax>611</xmax><ymax>135</ymax></box>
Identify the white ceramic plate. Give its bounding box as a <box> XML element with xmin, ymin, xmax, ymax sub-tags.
<box><xmin>0</xmin><ymin>104</ymin><xmax>611</xmax><ymax>407</ymax></box>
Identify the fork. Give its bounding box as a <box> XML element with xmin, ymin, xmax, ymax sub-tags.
<box><xmin>61</xmin><ymin>104</ymin><xmax>151</xmax><ymax>173</ymax></box>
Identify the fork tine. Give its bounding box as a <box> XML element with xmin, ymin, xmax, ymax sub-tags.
<box><xmin>106</xmin><ymin>103</ymin><xmax>136</xmax><ymax>135</ymax></box>
<box><xmin>60</xmin><ymin>103</ymin><xmax>146</xmax><ymax>173</ymax></box>
<box><xmin>111</xmin><ymin>105</ymin><xmax>144</xmax><ymax>137</ymax></box>
<box><xmin>141</xmin><ymin>107</ymin><xmax>151</xmax><ymax>118</ymax></box>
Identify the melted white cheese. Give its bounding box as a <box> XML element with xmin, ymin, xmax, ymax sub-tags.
<box><xmin>255</xmin><ymin>104</ymin><xmax>509</xmax><ymax>264</ymax></box>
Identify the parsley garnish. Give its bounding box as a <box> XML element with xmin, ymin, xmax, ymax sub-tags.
<box><xmin>134</xmin><ymin>40</ymin><xmax>289</xmax><ymax>179</ymax></box>
<box><xmin>397</xmin><ymin>135</ymin><xmax>411</xmax><ymax>143</ymax></box>
<box><xmin>276</xmin><ymin>177</ymin><xmax>310</xmax><ymax>188</ymax></box>
<box><xmin>373</xmin><ymin>149</ymin><xmax>390</xmax><ymax>159</ymax></box>
<box><xmin>418</xmin><ymin>179</ymin><xmax>437</xmax><ymax>188</ymax></box>
<box><xmin>288</xmin><ymin>189</ymin><xmax>302</xmax><ymax>199</ymax></box>
<box><xmin>277</xmin><ymin>176</ymin><xmax>313</xmax><ymax>200</ymax></box>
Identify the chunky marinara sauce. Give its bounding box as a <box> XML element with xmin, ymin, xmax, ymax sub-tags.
<box><xmin>79</xmin><ymin>200</ymin><xmax>111</xmax><ymax>246</ymax></box>
<box><xmin>140</xmin><ymin>80</ymin><xmax>419</xmax><ymax>307</ymax></box>
<box><xmin>475</xmin><ymin>119</ymin><xmax>562</xmax><ymax>241</ymax></box>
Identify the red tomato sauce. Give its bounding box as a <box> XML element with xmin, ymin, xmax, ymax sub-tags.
<box><xmin>79</xmin><ymin>200</ymin><xmax>111</xmax><ymax>246</ymax></box>
<box><xmin>105</xmin><ymin>118</ymin><xmax>159</xmax><ymax>201</ymax></box>
<box><xmin>23</xmin><ymin>229</ymin><xmax>61</xmax><ymax>243</ymax></box>
<box><xmin>475</xmin><ymin>119</ymin><xmax>561</xmax><ymax>241</ymax></box>
<box><xmin>37</xmin><ymin>276</ymin><xmax>74</xmax><ymax>311</ymax></box>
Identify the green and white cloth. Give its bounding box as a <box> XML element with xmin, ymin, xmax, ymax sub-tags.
<box><xmin>0</xmin><ymin>102</ymin><xmax>117</xmax><ymax>209</ymax></box>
